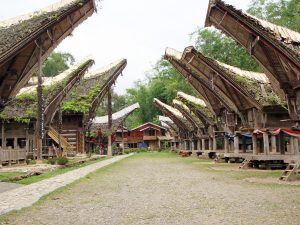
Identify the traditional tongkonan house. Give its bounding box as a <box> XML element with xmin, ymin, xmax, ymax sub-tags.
<box><xmin>58</xmin><ymin>59</ymin><xmax>127</xmax><ymax>154</ymax></box>
<box><xmin>153</xmin><ymin>98</ymin><xmax>194</xmax><ymax>153</ymax></box>
<box><xmin>0</xmin><ymin>0</ymin><xmax>96</xmax><ymax>105</ymax></box>
<box><xmin>90</xmin><ymin>103</ymin><xmax>140</xmax><ymax>154</ymax></box>
<box><xmin>165</xmin><ymin>46</ymin><xmax>299</xmax><ymax>164</ymax></box>
<box><xmin>176</xmin><ymin>91</ymin><xmax>217</xmax><ymax>157</ymax></box>
<box><xmin>172</xmin><ymin>99</ymin><xmax>205</xmax><ymax>154</ymax></box>
<box><xmin>159</xmin><ymin>116</ymin><xmax>178</xmax><ymax>151</ymax></box>
<box><xmin>205</xmin><ymin>0</ymin><xmax>300</xmax><ymax>123</ymax></box>
<box><xmin>0</xmin><ymin>57</ymin><xmax>94</xmax><ymax>164</ymax></box>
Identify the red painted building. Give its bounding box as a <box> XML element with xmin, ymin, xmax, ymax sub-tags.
<box><xmin>116</xmin><ymin>122</ymin><xmax>171</xmax><ymax>149</ymax></box>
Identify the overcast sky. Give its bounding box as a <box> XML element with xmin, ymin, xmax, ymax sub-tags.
<box><xmin>1</xmin><ymin>0</ymin><xmax>252</xmax><ymax>94</ymax></box>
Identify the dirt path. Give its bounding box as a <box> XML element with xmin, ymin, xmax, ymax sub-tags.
<box><xmin>1</xmin><ymin>152</ymin><xmax>299</xmax><ymax>225</ymax></box>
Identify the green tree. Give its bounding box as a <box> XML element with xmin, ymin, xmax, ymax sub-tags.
<box><xmin>42</xmin><ymin>52</ymin><xmax>75</xmax><ymax>77</ymax></box>
<box><xmin>124</xmin><ymin>58</ymin><xmax>195</xmax><ymax>128</ymax></box>
<box><xmin>192</xmin><ymin>28</ymin><xmax>261</xmax><ymax>72</ymax></box>
<box><xmin>247</xmin><ymin>0</ymin><xmax>300</xmax><ymax>32</ymax></box>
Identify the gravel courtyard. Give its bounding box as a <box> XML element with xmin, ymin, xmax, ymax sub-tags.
<box><xmin>0</xmin><ymin>152</ymin><xmax>299</xmax><ymax>225</ymax></box>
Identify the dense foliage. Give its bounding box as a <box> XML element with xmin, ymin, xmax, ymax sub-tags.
<box><xmin>247</xmin><ymin>0</ymin><xmax>300</xmax><ymax>32</ymax></box>
<box><xmin>42</xmin><ymin>52</ymin><xmax>75</xmax><ymax>77</ymax></box>
<box><xmin>191</xmin><ymin>28</ymin><xmax>261</xmax><ymax>72</ymax></box>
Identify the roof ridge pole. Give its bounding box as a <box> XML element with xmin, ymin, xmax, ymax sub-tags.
<box><xmin>107</xmin><ymin>89</ymin><xmax>113</xmax><ymax>156</ymax></box>
<box><xmin>35</xmin><ymin>40</ymin><xmax>45</xmax><ymax>160</ymax></box>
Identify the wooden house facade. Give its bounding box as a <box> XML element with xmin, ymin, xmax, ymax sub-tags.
<box><xmin>57</xmin><ymin>59</ymin><xmax>127</xmax><ymax>154</ymax></box>
<box><xmin>0</xmin><ymin>57</ymin><xmax>94</xmax><ymax>164</ymax></box>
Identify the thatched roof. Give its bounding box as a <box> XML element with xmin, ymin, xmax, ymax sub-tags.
<box><xmin>0</xmin><ymin>57</ymin><xmax>94</xmax><ymax>123</ymax></box>
<box><xmin>91</xmin><ymin>103</ymin><xmax>140</xmax><ymax>131</ymax></box>
<box><xmin>62</xmin><ymin>59</ymin><xmax>127</xmax><ymax>115</ymax></box>
<box><xmin>166</xmin><ymin>46</ymin><xmax>283</xmax><ymax>109</ymax></box>
<box><xmin>153</xmin><ymin>98</ymin><xmax>194</xmax><ymax>132</ymax></box>
<box><xmin>0</xmin><ymin>0</ymin><xmax>96</xmax><ymax>100</ymax></box>
<box><xmin>172</xmin><ymin>99</ymin><xmax>204</xmax><ymax>129</ymax></box>
<box><xmin>177</xmin><ymin>91</ymin><xmax>215</xmax><ymax>127</ymax></box>
<box><xmin>205</xmin><ymin>0</ymin><xmax>300</xmax><ymax>65</ymax></box>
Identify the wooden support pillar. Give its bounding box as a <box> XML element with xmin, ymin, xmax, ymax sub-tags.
<box><xmin>208</xmin><ymin>138</ymin><xmax>213</xmax><ymax>151</ymax></box>
<box><xmin>293</xmin><ymin>137</ymin><xmax>299</xmax><ymax>155</ymax></box>
<box><xmin>234</xmin><ymin>135</ymin><xmax>239</xmax><ymax>154</ymax></box>
<box><xmin>290</xmin><ymin>137</ymin><xmax>295</xmax><ymax>155</ymax></box>
<box><xmin>242</xmin><ymin>136</ymin><xmax>247</xmax><ymax>153</ymax></box>
<box><xmin>202</xmin><ymin>139</ymin><xmax>205</xmax><ymax>151</ymax></box>
<box><xmin>0</xmin><ymin>123</ymin><xmax>4</xmax><ymax>165</ymax></box>
<box><xmin>36</xmin><ymin>42</ymin><xmax>44</xmax><ymax>160</ymax></box>
<box><xmin>191</xmin><ymin>140</ymin><xmax>194</xmax><ymax>151</ymax></box>
<box><xmin>224</xmin><ymin>138</ymin><xmax>229</xmax><ymax>153</ymax></box>
<box><xmin>271</xmin><ymin>135</ymin><xmax>277</xmax><ymax>153</ymax></box>
<box><xmin>278</xmin><ymin>132</ymin><xmax>285</xmax><ymax>154</ymax></box>
<box><xmin>213</xmin><ymin>137</ymin><xmax>217</xmax><ymax>151</ymax></box>
<box><xmin>121</xmin><ymin>125</ymin><xmax>125</xmax><ymax>154</ymax></box>
<box><xmin>107</xmin><ymin>89</ymin><xmax>112</xmax><ymax>156</ymax></box>
<box><xmin>263</xmin><ymin>132</ymin><xmax>270</xmax><ymax>155</ymax></box>
<box><xmin>252</xmin><ymin>134</ymin><xmax>258</xmax><ymax>155</ymax></box>
<box><xmin>197</xmin><ymin>139</ymin><xmax>201</xmax><ymax>151</ymax></box>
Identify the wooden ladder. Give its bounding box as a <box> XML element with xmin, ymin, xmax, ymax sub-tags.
<box><xmin>279</xmin><ymin>160</ymin><xmax>300</xmax><ymax>181</ymax></box>
<box><xmin>47</xmin><ymin>126</ymin><xmax>72</xmax><ymax>156</ymax></box>
<box><xmin>239</xmin><ymin>158</ymin><xmax>251</xmax><ymax>169</ymax></box>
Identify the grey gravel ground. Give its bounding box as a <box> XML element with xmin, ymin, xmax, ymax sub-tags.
<box><xmin>0</xmin><ymin>153</ymin><xmax>299</xmax><ymax>225</ymax></box>
<box><xmin>0</xmin><ymin>182</ymin><xmax>23</xmax><ymax>193</ymax></box>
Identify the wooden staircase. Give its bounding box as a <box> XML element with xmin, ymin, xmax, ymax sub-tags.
<box><xmin>239</xmin><ymin>158</ymin><xmax>251</xmax><ymax>169</ymax></box>
<box><xmin>279</xmin><ymin>161</ymin><xmax>300</xmax><ymax>181</ymax></box>
<box><xmin>47</xmin><ymin>126</ymin><xmax>72</xmax><ymax>156</ymax></box>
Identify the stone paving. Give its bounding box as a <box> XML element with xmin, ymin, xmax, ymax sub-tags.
<box><xmin>0</xmin><ymin>154</ymin><xmax>132</xmax><ymax>215</ymax></box>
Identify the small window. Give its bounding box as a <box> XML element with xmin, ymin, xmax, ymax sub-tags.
<box><xmin>6</xmin><ymin>138</ymin><xmax>14</xmax><ymax>148</ymax></box>
<box><xmin>17</xmin><ymin>138</ymin><xmax>26</xmax><ymax>149</ymax></box>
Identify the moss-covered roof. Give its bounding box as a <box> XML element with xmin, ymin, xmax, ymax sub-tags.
<box><xmin>0</xmin><ymin>57</ymin><xmax>94</xmax><ymax>123</ymax></box>
<box><xmin>153</xmin><ymin>98</ymin><xmax>194</xmax><ymax>132</ymax></box>
<box><xmin>205</xmin><ymin>0</ymin><xmax>300</xmax><ymax>63</ymax></box>
<box><xmin>177</xmin><ymin>92</ymin><xmax>214</xmax><ymax>122</ymax></box>
<box><xmin>0</xmin><ymin>0</ymin><xmax>93</xmax><ymax>56</ymax></box>
<box><xmin>172</xmin><ymin>99</ymin><xmax>204</xmax><ymax>128</ymax></box>
<box><xmin>61</xmin><ymin>59</ymin><xmax>126</xmax><ymax>114</ymax></box>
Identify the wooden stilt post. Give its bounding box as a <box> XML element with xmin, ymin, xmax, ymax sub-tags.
<box><xmin>252</xmin><ymin>134</ymin><xmax>258</xmax><ymax>155</ymax></box>
<box><xmin>271</xmin><ymin>135</ymin><xmax>276</xmax><ymax>153</ymax></box>
<box><xmin>121</xmin><ymin>124</ymin><xmax>125</xmax><ymax>154</ymax></box>
<box><xmin>213</xmin><ymin>137</ymin><xmax>217</xmax><ymax>151</ymax></box>
<box><xmin>36</xmin><ymin>41</ymin><xmax>44</xmax><ymax>160</ymax></box>
<box><xmin>224</xmin><ymin>137</ymin><xmax>229</xmax><ymax>153</ymax></box>
<box><xmin>263</xmin><ymin>132</ymin><xmax>270</xmax><ymax>155</ymax></box>
<box><xmin>0</xmin><ymin>122</ymin><xmax>4</xmax><ymax>165</ymax></box>
<box><xmin>202</xmin><ymin>139</ymin><xmax>205</xmax><ymax>151</ymax></box>
<box><xmin>234</xmin><ymin>135</ymin><xmax>239</xmax><ymax>154</ymax></box>
<box><xmin>209</xmin><ymin>138</ymin><xmax>213</xmax><ymax>151</ymax></box>
<box><xmin>294</xmin><ymin>137</ymin><xmax>299</xmax><ymax>155</ymax></box>
<box><xmin>58</xmin><ymin>105</ymin><xmax>62</xmax><ymax>156</ymax></box>
<box><xmin>197</xmin><ymin>139</ymin><xmax>201</xmax><ymax>151</ymax></box>
<box><xmin>107</xmin><ymin>89</ymin><xmax>112</xmax><ymax>156</ymax></box>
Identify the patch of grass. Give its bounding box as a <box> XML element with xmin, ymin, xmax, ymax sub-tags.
<box><xmin>14</xmin><ymin>157</ymin><xmax>109</xmax><ymax>185</ymax></box>
<box><xmin>0</xmin><ymin>172</ymin><xmax>25</xmax><ymax>181</ymax></box>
